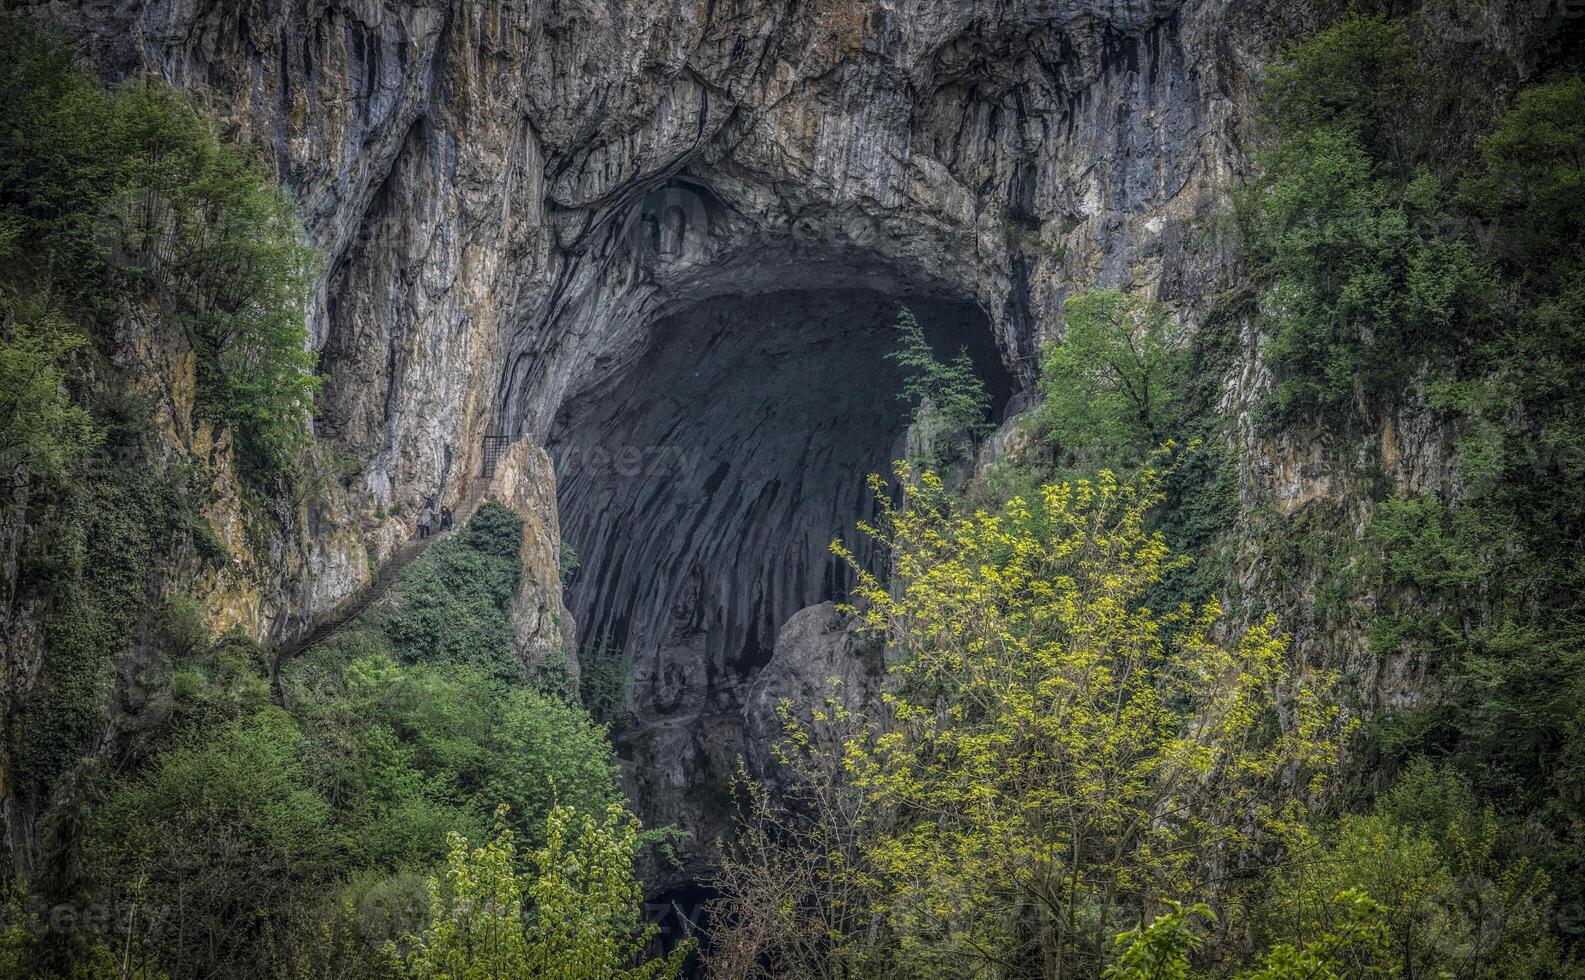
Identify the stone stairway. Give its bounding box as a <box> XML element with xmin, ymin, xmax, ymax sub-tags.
<box><xmin>271</xmin><ymin>476</ymin><xmax>495</xmax><ymax>687</ymax></box>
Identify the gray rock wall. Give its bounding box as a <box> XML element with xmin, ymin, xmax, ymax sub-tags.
<box><xmin>12</xmin><ymin>0</ymin><xmax>1323</xmax><ymax>883</ymax></box>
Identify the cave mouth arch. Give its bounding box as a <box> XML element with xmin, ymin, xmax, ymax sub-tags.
<box><xmin>548</xmin><ymin>285</ymin><xmax>1014</xmax><ymax>727</ymax></box>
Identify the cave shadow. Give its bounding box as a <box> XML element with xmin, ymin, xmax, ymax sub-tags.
<box><xmin>548</xmin><ymin>286</ymin><xmax>1012</xmax><ymax>703</ymax></box>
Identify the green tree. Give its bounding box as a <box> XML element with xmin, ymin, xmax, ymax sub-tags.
<box><xmin>1261</xmin><ymin>15</ymin><xmax>1414</xmax><ymax>170</ymax></box>
<box><xmin>1254</xmin><ymin>128</ymin><xmax>1489</xmax><ymax>425</ymax></box>
<box><xmin>1461</xmin><ymin>75</ymin><xmax>1585</xmax><ymax>290</ymax></box>
<box><xmin>1252</xmin><ymin>15</ymin><xmax>1492</xmax><ymax>427</ymax></box>
<box><xmin>394</xmin><ymin>804</ymin><xmax>691</xmax><ymax>980</ymax></box>
<box><xmin>1259</xmin><ymin>762</ymin><xmax>1560</xmax><ymax>979</ymax></box>
<box><xmin>1038</xmin><ymin>289</ymin><xmax>1182</xmax><ymax>468</ymax></box>
<box><xmin>85</xmin><ymin>713</ymin><xmax>333</xmax><ymax>979</ymax></box>
<box><xmin>712</xmin><ymin>461</ymin><xmax>1347</xmax><ymax>979</ymax></box>
<box><xmin>828</xmin><ymin>460</ymin><xmax>1344</xmax><ymax>976</ymax></box>
<box><xmin>888</xmin><ymin>306</ymin><xmax>993</xmax><ymax>463</ymax></box>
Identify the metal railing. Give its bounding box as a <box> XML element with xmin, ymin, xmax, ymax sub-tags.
<box><xmin>481</xmin><ymin>431</ymin><xmax>509</xmax><ymax>478</ymax></box>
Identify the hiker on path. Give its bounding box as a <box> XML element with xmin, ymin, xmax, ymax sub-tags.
<box><xmin>440</xmin><ymin>505</ymin><xmax>453</xmax><ymax>532</ymax></box>
<box><xmin>419</xmin><ymin>498</ymin><xmax>436</xmax><ymax>540</ymax></box>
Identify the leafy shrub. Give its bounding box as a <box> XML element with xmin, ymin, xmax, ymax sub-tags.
<box><xmin>456</xmin><ymin>501</ymin><xmax>524</xmax><ymax>562</ymax></box>
<box><xmin>392</xmin><ymin>804</ymin><xmax>691</xmax><ymax>979</ymax></box>
<box><xmin>376</xmin><ymin>502</ymin><xmax>525</xmax><ymax>681</ymax></box>
<box><xmin>1253</xmin><ymin>129</ymin><xmax>1490</xmax><ymax>425</ymax></box>
<box><xmin>85</xmin><ymin>712</ymin><xmax>334</xmax><ymax>979</ymax></box>
<box><xmin>282</xmin><ymin>644</ymin><xmax>621</xmax><ymax>854</ymax></box>
<box><xmin>1261</xmin><ymin>14</ymin><xmax>1414</xmax><ymax>167</ymax></box>
<box><xmin>159</xmin><ymin>592</ymin><xmax>212</xmax><ymax>659</ymax></box>
<box><xmin>1260</xmin><ymin>761</ymin><xmax>1561</xmax><ymax>978</ymax></box>
<box><xmin>579</xmin><ymin>646</ymin><xmax>632</xmax><ymax>727</ymax></box>
<box><xmin>1104</xmin><ymin>903</ymin><xmax>1213</xmax><ymax>980</ymax></box>
<box><xmin>1461</xmin><ymin>75</ymin><xmax>1585</xmax><ymax>289</ymax></box>
<box><xmin>559</xmin><ymin>539</ymin><xmax>581</xmax><ymax>584</ymax></box>
<box><xmin>0</xmin><ymin>288</ymin><xmax>98</xmax><ymax>494</ymax></box>
<box><xmin>534</xmin><ymin>647</ymin><xmax>579</xmax><ymax>703</ymax></box>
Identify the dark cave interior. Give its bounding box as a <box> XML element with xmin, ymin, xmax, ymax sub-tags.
<box><xmin>548</xmin><ymin>287</ymin><xmax>1014</xmax><ymax>718</ymax></box>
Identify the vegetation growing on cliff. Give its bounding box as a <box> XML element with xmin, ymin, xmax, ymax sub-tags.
<box><xmin>0</xmin><ymin>28</ymin><xmax>319</xmax><ymax>473</ymax></box>
<box><xmin>0</xmin><ymin>283</ymin><xmax>96</xmax><ymax>493</ymax></box>
<box><xmin>4</xmin><ymin>504</ymin><xmax>674</xmax><ymax>979</ymax></box>
<box><xmin>1037</xmin><ymin>290</ymin><xmax>1184</xmax><ymax>469</ymax></box>
<box><xmin>0</xmin><ymin>26</ymin><xmax>673</xmax><ymax>980</ymax></box>
<box><xmin>890</xmin><ymin>306</ymin><xmax>994</xmax><ymax>464</ymax></box>
<box><xmin>1249</xmin><ymin>11</ymin><xmax>1585</xmax><ymax>954</ymax></box>
<box><xmin>712</xmin><ymin>456</ymin><xmax>1568</xmax><ymax>978</ymax></box>
<box><xmin>0</xmin><ymin>20</ymin><xmax>327</xmax><ymax>829</ymax></box>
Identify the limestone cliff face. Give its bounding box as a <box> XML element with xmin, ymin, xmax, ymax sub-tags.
<box><xmin>12</xmin><ymin>0</ymin><xmax>1305</xmax><ymax>884</ymax></box>
<box><xmin>20</xmin><ymin>0</ymin><xmax>1478</xmax><ymax>886</ymax></box>
<box><xmin>19</xmin><ymin>0</ymin><xmax>1289</xmax><ymax>471</ymax></box>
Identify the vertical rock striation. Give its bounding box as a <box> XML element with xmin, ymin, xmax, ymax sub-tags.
<box><xmin>14</xmin><ymin>0</ymin><xmax>1391</xmax><ymax>883</ymax></box>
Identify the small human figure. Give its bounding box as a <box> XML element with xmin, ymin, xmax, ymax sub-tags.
<box><xmin>419</xmin><ymin>499</ymin><xmax>436</xmax><ymax>540</ymax></box>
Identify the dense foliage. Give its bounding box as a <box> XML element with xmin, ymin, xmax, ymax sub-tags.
<box><xmin>1250</xmin><ymin>11</ymin><xmax>1585</xmax><ymax>957</ymax></box>
<box><xmin>1253</xmin><ymin>16</ymin><xmax>1490</xmax><ymax>426</ymax></box>
<box><xmin>0</xmin><ymin>24</ymin><xmax>319</xmax><ymax>472</ymax></box>
<box><xmin>0</xmin><ymin>31</ymin><xmax>666</xmax><ymax>973</ymax></box>
<box><xmin>1</xmin><ymin>21</ymin><xmax>324</xmax><ymax>842</ymax></box>
<box><xmin>1038</xmin><ymin>290</ymin><xmax>1184</xmax><ymax>469</ymax></box>
<box><xmin>2</xmin><ymin>503</ymin><xmax>658</xmax><ymax>978</ymax></box>
<box><xmin>0</xmin><ymin>280</ymin><xmax>96</xmax><ymax>493</ymax></box>
<box><xmin>710</xmin><ymin>461</ymin><xmax>1346</xmax><ymax>978</ymax></box>
<box><xmin>368</xmin><ymin>502</ymin><xmax>529</xmax><ymax>682</ymax></box>
<box><xmin>393</xmin><ymin>804</ymin><xmax>690</xmax><ymax>979</ymax></box>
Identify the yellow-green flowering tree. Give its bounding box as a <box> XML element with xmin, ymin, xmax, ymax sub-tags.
<box><xmin>394</xmin><ymin>803</ymin><xmax>692</xmax><ymax>980</ymax></box>
<box><xmin>827</xmin><ymin>456</ymin><xmax>1346</xmax><ymax>978</ymax></box>
<box><xmin>1105</xmin><ymin>890</ymin><xmax>1399</xmax><ymax>980</ymax></box>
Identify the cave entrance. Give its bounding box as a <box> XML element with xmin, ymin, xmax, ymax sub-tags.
<box><xmin>545</xmin><ymin>283</ymin><xmax>1012</xmax><ymax>898</ymax></box>
<box><xmin>549</xmin><ymin>286</ymin><xmax>1011</xmax><ymax>708</ymax></box>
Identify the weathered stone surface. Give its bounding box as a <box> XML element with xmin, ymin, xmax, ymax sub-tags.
<box><xmin>12</xmin><ymin>0</ymin><xmax>1293</xmax><ymax>884</ymax></box>
<box><xmin>21</xmin><ymin>0</ymin><xmax>1555</xmax><ymax>891</ymax></box>
<box><xmin>491</xmin><ymin>441</ymin><xmax>577</xmax><ymax>674</ymax></box>
<box><xmin>740</xmin><ymin>601</ymin><xmax>885</xmax><ymax>783</ymax></box>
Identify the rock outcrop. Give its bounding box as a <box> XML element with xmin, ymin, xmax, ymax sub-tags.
<box><xmin>29</xmin><ymin>0</ymin><xmax>1531</xmax><ymax>887</ymax></box>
